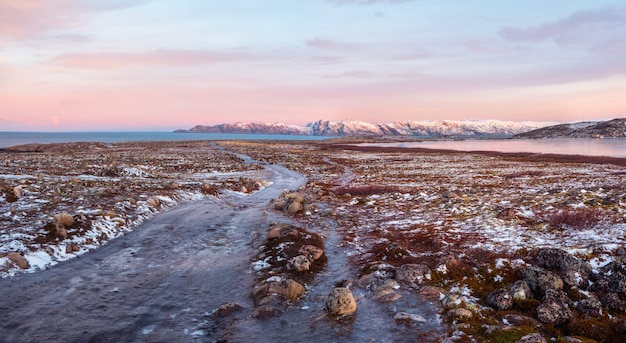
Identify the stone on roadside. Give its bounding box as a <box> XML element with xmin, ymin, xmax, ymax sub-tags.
<box><xmin>286</xmin><ymin>255</ymin><xmax>311</xmax><ymax>273</ymax></box>
<box><xmin>54</xmin><ymin>213</ymin><xmax>74</xmax><ymax>227</ymax></box>
<box><xmin>396</xmin><ymin>263</ymin><xmax>431</xmax><ymax>285</ymax></box>
<box><xmin>394</xmin><ymin>312</ymin><xmax>426</xmax><ymax>325</ymax></box>
<box><xmin>287</xmin><ymin>200</ymin><xmax>303</xmax><ymax>214</ymax></box>
<box><xmin>212</xmin><ymin>302</ymin><xmax>243</xmax><ymax>318</ymax></box>
<box><xmin>299</xmin><ymin>245</ymin><xmax>324</xmax><ymax>261</ymax></box>
<box><xmin>324</xmin><ymin>287</ymin><xmax>357</xmax><ymax>316</ymax></box>
<box><xmin>65</xmin><ymin>243</ymin><xmax>80</xmax><ymax>254</ymax></box>
<box><xmin>7</xmin><ymin>252</ymin><xmax>29</xmax><ymax>269</ymax></box>
<box><xmin>282</xmin><ymin>279</ymin><xmax>305</xmax><ymax>301</ymax></box>
<box><xmin>13</xmin><ymin>185</ymin><xmax>24</xmax><ymax>199</ymax></box>
<box><xmin>251</xmin><ymin>305</ymin><xmax>282</xmax><ymax>319</ymax></box>
<box><xmin>147</xmin><ymin>196</ymin><xmax>160</xmax><ymax>208</ymax></box>
<box><xmin>373</xmin><ymin>279</ymin><xmax>401</xmax><ymax>302</ymax></box>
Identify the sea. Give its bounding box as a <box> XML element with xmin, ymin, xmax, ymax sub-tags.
<box><xmin>2</xmin><ymin>132</ymin><xmax>626</xmax><ymax>159</ymax></box>
<box><xmin>360</xmin><ymin>138</ymin><xmax>626</xmax><ymax>158</ymax></box>
<box><xmin>0</xmin><ymin>132</ymin><xmax>333</xmax><ymax>149</ymax></box>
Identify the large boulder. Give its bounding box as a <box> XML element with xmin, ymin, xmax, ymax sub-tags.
<box><xmin>523</xmin><ymin>266</ymin><xmax>563</xmax><ymax>297</ymax></box>
<box><xmin>576</xmin><ymin>297</ymin><xmax>603</xmax><ymax>318</ymax></box>
<box><xmin>537</xmin><ymin>248</ymin><xmax>592</xmax><ymax>289</ymax></box>
<box><xmin>324</xmin><ymin>287</ymin><xmax>357</xmax><ymax>316</ymax></box>
<box><xmin>536</xmin><ymin>289</ymin><xmax>573</xmax><ymax>325</ymax></box>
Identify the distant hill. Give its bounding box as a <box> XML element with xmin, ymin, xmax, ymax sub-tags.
<box><xmin>175</xmin><ymin>119</ymin><xmax>549</xmax><ymax>137</ymax></box>
<box><xmin>515</xmin><ymin>118</ymin><xmax>626</xmax><ymax>138</ymax></box>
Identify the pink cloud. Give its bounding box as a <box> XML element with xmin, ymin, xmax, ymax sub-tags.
<box><xmin>51</xmin><ymin>49</ymin><xmax>259</xmax><ymax>69</ymax></box>
<box><xmin>0</xmin><ymin>0</ymin><xmax>143</xmax><ymax>42</ymax></box>
<box><xmin>500</xmin><ymin>7</ymin><xmax>626</xmax><ymax>54</ymax></box>
<box><xmin>305</xmin><ymin>39</ymin><xmax>359</xmax><ymax>50</ymax></box>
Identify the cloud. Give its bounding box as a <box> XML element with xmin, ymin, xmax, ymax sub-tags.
<box><xmin>0</xmin><ymin>0</ymin><xmax>144</xmax><ymax>41</ymax></box>
<box><xmin>327</xmin><ymin>0</ymin><xmax>415</xmax><ymax>5</ymax></box>
<box><xmin>500</xmin><ymin>6</ymin><xmax>626</xmax><ymax>54</ymax></box>
<box><xmin>305</xmin><ymin>39</ymin><xmax>359</xmax><ymax>50</ymax></box>
<box><xmin>51</xmin><ymin>49</ymin><xmax>258</xmax><ymax>69</ymax></box>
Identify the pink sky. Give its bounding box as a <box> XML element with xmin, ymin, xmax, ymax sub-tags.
<box><xmin>1</xmin><ymin>1</ymin><xmax>625</xmax><ymax>131</ymax></box>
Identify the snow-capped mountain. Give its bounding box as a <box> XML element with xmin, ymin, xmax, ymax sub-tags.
<box><xmin>176</xmin><ymin>119</ymin><xmax>551</xmax><ymax>137</ymax></box>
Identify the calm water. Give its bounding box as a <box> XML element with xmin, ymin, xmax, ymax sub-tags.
<box><xmin>0</xmin><ymin>132</ymin><xmax>333</xmax><ymax>149</ymax></box>
<box><xmin>360</xmin><ymin>138</ymin><xmax>626</xmax><ymax>158</ymax></box>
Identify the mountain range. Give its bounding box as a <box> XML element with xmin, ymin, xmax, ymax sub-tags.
<box><xmin>175</xmin><ymin>119</ymin><xmax>551</xmax><ymax>137</ymax></box>
<box><xmin>515</xmin><ymin>118</ymin><xmax>626</xmax><ymax>138</ymax></box>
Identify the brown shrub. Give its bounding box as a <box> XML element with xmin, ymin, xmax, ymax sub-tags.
<box><xmin>547</xmin><ymin>208</ymin><xmax>606</xmax><ymax>230</ymax></box>
<box><xmin>332</xmin><ymin>185</ymin><xmax>401</xmax><ymax>196</ymax></box>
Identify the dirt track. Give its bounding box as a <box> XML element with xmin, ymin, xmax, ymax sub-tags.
<box><xmin>0</xmin><ymin>162</ymin><xmax>305</xmax><ymax>343</ymax></box>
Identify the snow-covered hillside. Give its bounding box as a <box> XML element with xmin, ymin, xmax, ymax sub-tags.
<box><xmin>177</xmin><ymin>119</ymin><xmax>552</xmax><ymax>137</ymax></box>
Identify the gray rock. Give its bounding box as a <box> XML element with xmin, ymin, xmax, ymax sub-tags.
<box><xmin>286</xmin><ymin>255</ymin><xmax>311</xmax><ymax>272</ymax></box>
<box><xmin>251</xmin><ymin>305</ymin><xmax>282</xmax><ymax>319</ymax></box>
<box><xmin>536</xmin><ymin>289</ymin><xmax>572</xmax><ymax>325</ymax></box>
<box><xmin>523</xmin><ymin>266</ymin><xmax>563</xmax><ymax>296</ymax></box>
<box><xmin>212</xmin><ymin>302</ymin><xmax>243</xmax><ymax>317</ymax></box>
<box><xmin>396</xmin><ymin>263</ymin><xmax>431</xmax><ymax>285</ymax></box>
<box><xmin>446</xmin><ymin>308</ymin><xmax>473</xmax><ymax>322</ymax></box>
<box><xmin>576</xmin><ymin>297</ymin><xmax>603</xmax><ymax>318</ymax></box>
<box><xmin>324</xmin><ymin>287</ymin><xmax>357</xmax><ymax>316</ymax></box>
<box><xmin>394</xmin><ymin>312</ymin><xmax>426</xmax><ymax>325</ymax></box>
<box><xmin>516</xmin><ymin>333</ymin><xmax>546</xmax><ymax>343</ymax></box>
<box><xmin>537</xmin><ymin>248</ymin><xmax>591</xmax><ymax>289</ymax></box>
<box><xmin>486</xmin><ymin>288</ymin><xmax>513</xmax><ymax>310</ymax></box>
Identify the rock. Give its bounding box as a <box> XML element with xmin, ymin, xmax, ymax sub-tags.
<box><xmin>65</xmin><ymin>243</ymin><xmax>80</xmax><ymax>253</ymax></box>
<box><xmin>510</xmin><ymin>280</ymin><xmax>532</xmax><ymax>300</ymax></box>
<box><xmin>523</xmin><ymin>266</ymin><xmax>563</xmax><ymax>296</ymax></box>
<box><xmin>54</xmin><ymin>213</ymin><xmax>74</xmax><ymax>227</ymax></box>
<box><xmin>394</xmin><ymin>312</ymin><xmax>426</xmax><ymax>325</ymax></box>
<box><xmin>13</xmin><ymin>185</ymin><xmax>24</xmax><ymax>198</ymax></box>
<box><xmin>396</xmin><ymin>263</ymin><xmax>431</xmax><ymax>285</ymax></box>
<box><xmin>299</xmin><ymin>245</ymin><xmax>324</xmax><ymax>261</ymax></box>
<box><xmin>7</xmin><ymin>252</ymin><xmax>29</xmax><ymax>269</ymax></box>
<box><xmin>286</xmin><ymin>255</ymin><xmax>311</xmax><ymax>273</ymax></box>
<box><xmin>147</xmin><ymin>196</ymin><xmax>160</xmax><ymax>208</ymax></box>
<box><xmin>251</xmin><ymin>305</ymin><xmax>282</xmax><ymax>319</ymax></box>
<box><xmin>373</xmin><ymin>279</ymin><xmax>401</xmax><ymax>302</ymax></box>
<box><xmin>446</xmin><ymin>308</ymin><xmax>473</xmax><ymax>322</ymax></box>
<box><xmin>201</xmin><ymin>183</ymin><xmax>218</xmax><ymax>196</ymax></box>
<box><xmin>537</xmin><ymin>248</ymin><xmax>592</xmax><ymax>288</ymax></box>
<box><xmin>599</xmin><ymin>292</ymin><xmax>626</xmax><ymax>312</ymax></box>
<box><xmin>283</xmin><ymin>279</ymin><xmax>306</xmax><ymax>301</ymax></box>
<box><xmin>254</xmin><ymin>279</ymin><xmax>305</xmax><ymax>303</ymax></box>
<box><xmin>287</xmin><ymin>200</ymin><xmax>303</xmax><ymax>214</ymax></box>
<box><xmin>274</xmin><ymin>200</ymin><xmax>286</xmax><ymax>211</ymax></box>
<box><xmin>516</xmin><ymin>333</ymin><xmax>547</xmax><ymax>343</ymax></box>
<box><xmin>536</xmin><ymin>289</ymin><xmax>572</xmax><ymax>325</ymax></box>
<box><xmin>419</xmin><ymin>286</ymin><xmax>446</xmax><ymax>301</ymax></box>
<box><xmin>267</xmin><ymin>226</ymin><xmax>282</xmax><ymax>239</ymax></box>
<box><xmin>212</xmin><ymin>302</ymin><xmax>243</xmax><ymax>317</ymax></box>
<box><xmin>486</xmin><ymin>288</ymin><xmax>513</xmax><ymax>310</ymax></box>
<box><xmin>324</xmin><ymin>287</ymin><xmax>357</xmax><ymax>316</ymax></box>
<box><xmin>576</xmin><ymin>297</ymin><xmax>603</xmax><ymax>318</ymax></box>
<box><xmin>442</xmin><ymin>293</ymin><xmax>463</xmax><ymax>309</ymax></box>
<box><xmin>55</xmin><ymin>223</ymin><xmax>68</xmax><ymax>240</ymax></box>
